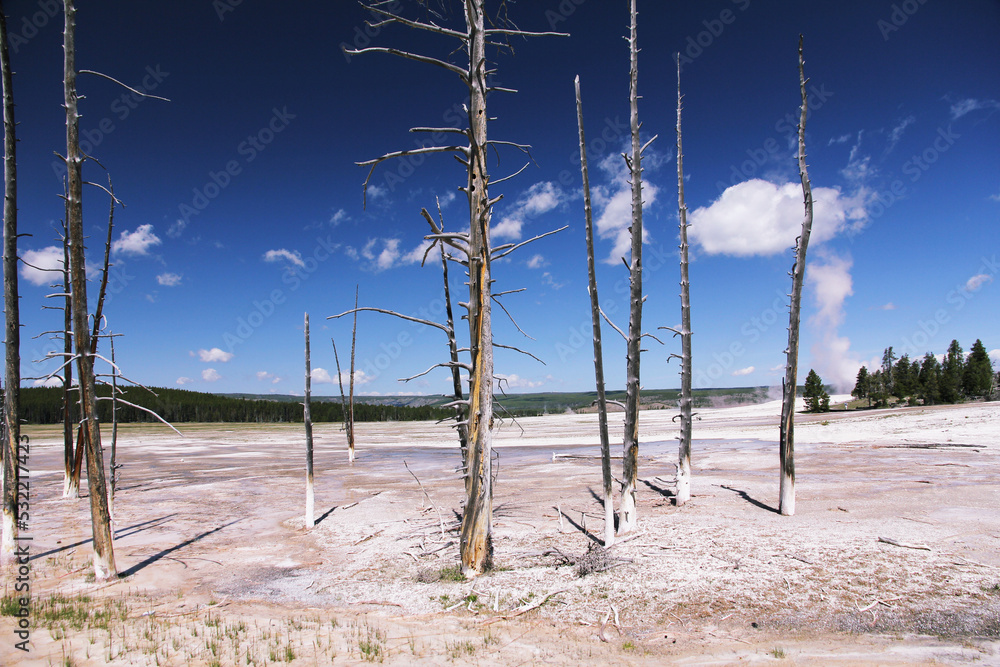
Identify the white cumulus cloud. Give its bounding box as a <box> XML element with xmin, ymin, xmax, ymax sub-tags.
<box><xmin>112</xmin><ymin>224</ymin><xmax>161</xmax><ymax>256</ymax></box>
<box><xmin>33</xmin><ymin>376</ymin><xmax>63</xmax><ymax>388</ymax></box>
<box><xmin>492</xmin><ymin>181</ymin><xmax>565</xmax><ymax>242</ymax></box>
<box><xmin>495</xmin><ymin>373</ymin><xmax>544</xmax><ymax>389</ymax></box>
<box><xmin>198</xmin><ymin>348</ymin><xmax>234</xmax><ymax>363</ymax></box>
<box><xmin>176</xmin><ymin>377</ymin><xmax>194</xmax><ymax>385</ymax></box>
<box><xmin>20</xmin><ymin>246</ymin><xmax>65</xmax><ymax>286</ymax></box>
<box><xmin>688</xmin><ymin>179</ymin><xmax>866</xmax><ymax>257</ymax></box>
<box><xmin>202</xmin><ymin>369</ymin><xmax>221</xmax><ymax>382</ymax></box>
<box><xmin>732</xmin><ymin>366</ymin><xmax>755</xmax><ymax>377</ymax></box>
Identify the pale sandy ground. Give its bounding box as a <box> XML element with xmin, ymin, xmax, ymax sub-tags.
<box><xmin>3</xmin><ymin>398</ymin><xmax>1000</xmax><ymax>665</ymax></box>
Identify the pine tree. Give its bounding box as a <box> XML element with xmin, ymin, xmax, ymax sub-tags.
<box><xmin>852</xmin><ymin>366</ymin><xmax>871</xmax><ymax>407</ymax></box>
<box><xmin>803</xmin><ymin>369</ymin><xmax>830</xmax><ymax>413</ymax></box>
<box><xmin>918</xmin><ymin>352</ymin><xmax>942</xmax><ymax>405</ymax></box>
<box><xmin>941</xmin><ymin>339</ymin><xmax>965</xmax><ymax>403</ymax></box>
<box><xmin>963</xmin><ymin>339</ymin><xmax>993</xmax><ymax>398</ymax></box>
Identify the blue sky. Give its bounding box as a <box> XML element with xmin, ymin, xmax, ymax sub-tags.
<box><xmin>8</xmin><ymin>0</ymin><xmax>1000</xmax><ymax>397</ymax></box>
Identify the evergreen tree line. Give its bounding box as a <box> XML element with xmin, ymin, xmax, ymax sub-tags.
<box><xmin>19</xmin><ymin>386</ymin><xmax>455</xmax><ymax>425</ymax></box>
<box><xmin>852</xmin><ymin>338</ymin><xmax>997</xmax><ymax>408</ymax></box>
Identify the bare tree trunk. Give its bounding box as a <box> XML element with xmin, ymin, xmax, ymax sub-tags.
<box><xmin>64</xmin><ymin>0</ymin><xmax>116</xmax><ymax>580</ymax></box>
<box><xmin>575</xmin><ymin>75</ymin><xmax>614</xmax><ymax>547</ymax></box>
<box><xmin>348</xmin><ymin>286</ymin><xmax>357</xmax><ymax>463</ymax></box>
<box><xmin>778</xmin><ymin>36</ymin><xmax>814</xmax><ymax>518</ymax></box>
<box><xmin>675</xmin><ymin>57</ymin><xmax>693</xmax><ymax>507</ymax></box>
<box><xmin>618</xmin><ymin>0</ymin><xmax>645</xmax><ymax>536</ymax></box>
<box><xmin>107</xmin><ymin>332</ymin><xmax>119</xmax><ymax>523</ymax></box>
<box><xmin>459</xmin><ymin>0</ymin><xmax>495</xmax><ymax>577</ymax></box>
<box><xmin>61</xmin><ymin>223</ymin><xmax>78</xmax><ymax>498</ymax></box>
<box><xmin>304</xmin><ymin>313</ymin><xmax>314</xmax><ymax>528</ymax></box>
<box><xmin>0</xmin><ymin>1</ymin><xmax>20</xmax><ymax>565</ymax></box>
<box><xmin>439</xmin><ymin>237</ymin><xmax>470</xmax><ymax>490</ymax></box>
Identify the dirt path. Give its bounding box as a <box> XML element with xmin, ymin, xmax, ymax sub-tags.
<box><xmin>3</xmin><ymin>400</ymin><xmax>1000</xmax><ymax>665</ymax></box>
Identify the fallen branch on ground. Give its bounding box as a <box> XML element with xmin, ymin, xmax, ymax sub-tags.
<box><xmin>480</xmin><ymin>589</ymin><xmax>569</xmax><ymax>625</ymax></box>
<box><xmin>878</xmin><ymin>536</ymin><xmax>931</xmax><ymax>551</ymax></box>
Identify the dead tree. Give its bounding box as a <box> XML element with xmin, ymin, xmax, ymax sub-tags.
<box><xmin>663</xmin><ymin>56</ymin><xmax>693</xmax><ymax>506</ymax></box>
<box><xmin>1</xmin><ymin>0</ymin><xmax>21</xmax><ymax>565</ymax></box>
<box><xmin>778</xmin><ymin>36</ymin><xmax>814</xmax><ymax>517</ymax></box>
<box><xmin>618</xmin><ymin>0</ymin><xmax>654</xmax><ymax>535</ymax></box>
<box><xmin>304</xmin><ymin>313</ymin><xmax>314</xmax><ymax>527</ymax></box>
<box><xmin>63</xmin><ymin>0</ymin><xmax>116</xmax><ymax>580</ymax></box>
<box><xmin>345</xmin><ymin>0</ymin><xmax>565</xmax><ymax>576</ymax></box>
<box><xmin>348</xmin><ymin>286</ymin><xmax>357</xmax><ymax>463</ymax></box>
<box><xmin>61</xmin><ymin>222</ymin><xmax>77</xmax><ymax>497</ymax></box>
<box><xmin>575</xmin><ymin>75</ymin><xmax>614</xmax><ymax>547</ymax></box>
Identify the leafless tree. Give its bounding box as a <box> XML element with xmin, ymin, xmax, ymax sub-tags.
<box><xmin>574</xmin><ymin>75</ymin><xmax>614</xmax><ymax>547</ymax></box>
<box><xmin>663</xmin><ymin>56</ymin><xmax>693</xmax><ymax>506</ymax></box>
<box><xmin>778</xmin><ymin>36</ymin><xmax>814</xmax><ymax>517</ymax></box>
<box><xmin>348</xmin><ymin>287</ymin><xmax>357</xmax><ymax>463</ymax></box>
<box><xmin>1</xmin><ymin>0</ymin><xmax>21</xmax><ymax>565</ymax></box>
<box><xmin>345</xmin><ymin>0</ymin><xmax>565</xmax><ymax>576</ymax></box>
<box><xmin>304</xmin><ymin>313</ymin><xmax>314</xmax><ymax>527</ymax></box>
<box><xmin>62</xmin><ymin>0</ymin><xmax>116</xmax><ymax>580</ymax></box>
<box><xmin>618</xmin><ymin>0</ymin><xmax>655</xmax><ymax>535</ymax></box>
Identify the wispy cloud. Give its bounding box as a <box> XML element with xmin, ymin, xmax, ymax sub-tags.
<box><xmin>827</xmin><ymin>133</ymin><xmax>852</xmax><ymax>146</ymax></box>
<box><xmin>526</xmin><ymin>254</ymin><xmax>546</xmax><ymax>269</ymax></box>
<box><xmin>492</xmin><ymin>181</ymin><xmax>565</xmax><ymax>241</ymax></box>
<box><xmin>263</xmin><ymin>248</ymin><xmax>306</xmax><ymax>269</ymax></box>
<box><xmin>112</xmin><ymin>224</ymin><xmax>161</xmax><ymax>256</ymax></box>
<box><xmin>732</xmin><ymin>366</ymin><xmax>755</xmax><ymax>377</ymax></box>
<box><xmin>886</xmin><ymin>115</ymin><xmax>915</xmax><ymax>153</ymax></box>
<box><xmin>950</xmin><ymin>97</ymin><xmax>1000</xmax><ymax>120</ymax></box>
<box><xmin>965</xmin><ymin>273</ymin><xmax>994</xmax><ymax>292</ymax></box>
<box><xmin>330</xmin><ymin>208</ymin><xmax>348</xmax><ymax>226</ymax></box>
<box><xmin>872</xmin><ymin>302</ymin><xmax>897</xmax><ymax>311</ymax></box>
<box><xmin>167</xmin><ymin>219</ymin><xmax>187</xmax><ymax>238</ymax></box>
<box><xmin>311</xmin><ymin>368</ymin><xmax>373</xmax><ymax>385</ymax></box>
<box><xmin>256</xmin><ymin>371</ymin><xmax>281</xmax><ymax>384</ymax></box>
<box><xmin>496</xmin><ymin>373</ymin><xmax>544</xmax><ymax>389</ymax></box>
<box><xmin>176</xmin><ymin>376</ymin><xmax>194</xmax><ymax>385</ymax></box>
<box><xmin>157</xmin><ymin>272</ymin><xmax>182</xmax><ymax>286</ymax></box>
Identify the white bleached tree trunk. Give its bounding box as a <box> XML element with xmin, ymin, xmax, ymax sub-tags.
<box><xmin>304</xmin><ymin>313</ymin><xmax>314</xmax><ymax>528</ymax></box>
<box><xmin>778</xmin><ymin>36</ymin><xmax>814</xmax><ymax>517</ymax></box>
<box><xmin>575</xmin><ymin>75</ymin><xmax>614</xmax><ymax>547</ymax></box>
<box><xmin>619</xmin><ymin>0</ymin><xmax>647</xmax><ymax>535</ymax></box>
<box><xmin>674</xmin><ymin>58</ymin><xmax>693</xmax><ymax>506</ymax></box>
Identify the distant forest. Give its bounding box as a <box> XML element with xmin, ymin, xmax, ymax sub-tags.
<box><xmin>19</xmin><ymin>386</ymin><xmax>455</xmax><ymax>425</ymax></box>
<box><xmin>19</xmin><ymin>385</ymin><xmax>779</xmax><ymax>425</ymax></box>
